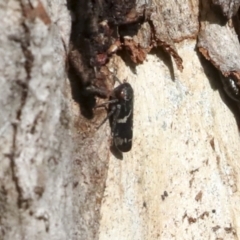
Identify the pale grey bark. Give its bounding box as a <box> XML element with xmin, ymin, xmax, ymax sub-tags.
<box><xmin>0</xmin><ymin>0</ymin><xmax>72</xmax><ymax>239</ymax></box>
<box><xmin>1</xmin><ymin>0</ymin><xmax>240</xmax><ymax>240</ymax></box>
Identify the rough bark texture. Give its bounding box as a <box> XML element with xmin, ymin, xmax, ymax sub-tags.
<box><xmin>212</xmin><ymin>0</ymin><xmax>240</xmax><ymax>19</ymax></box>
<box><xmin>0</xmin><ymin>0</ymin><xmax>72</xmax><ymax>239</ymax></box>
<box><xmin>1</xmin><ymin>0</ymin><xmax>240</xmax><ymax>240</ymax></box>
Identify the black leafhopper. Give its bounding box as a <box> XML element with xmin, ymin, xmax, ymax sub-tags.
<box><xmin>220</xmin><ymin>75</ymin><xmax>240</xmax><ymax>102</ymax></box>
<box><xmin>96</xmin><ymin>79</ymin><xmax>134</xmax><ymax>152</ymax></box>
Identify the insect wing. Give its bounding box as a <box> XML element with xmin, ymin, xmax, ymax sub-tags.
<box><xmin>114</xmin><ymin>101</ymin><xmax>133</xmax><ymax>152</ymax></box>
<box><xmin>109</xmin><ymin>83</ymin><xmax>134</xmax><ymax>152</ymax></box>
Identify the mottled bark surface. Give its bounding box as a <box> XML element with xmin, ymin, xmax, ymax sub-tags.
<box><xmin>0</xmin><ymin>0</ymin><xmax>72</xmax><ymax>239</ymax></box>
<box><xmin>1</xmin><ymin>0</ymin><xmax>240</xmax><ymax>240</ymax></box>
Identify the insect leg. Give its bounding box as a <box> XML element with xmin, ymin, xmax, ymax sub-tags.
<box><xmin>85</xmin><ymin>85</ymin><xmax>109</xmax><ymax>98</ymax></box>
<box><xmin>94</xmin><ymin>99</ymin><xmax>118</xmax><ymax>109</ymax></box>
<box><xmin>96</xmin><ymin>105</ymin><xmax>116</xmax><ymax>129</ymax></box>
<box><xmin>113</xmin><ymin>75</ymin><xmax>122</xmax><ymax>84</ymax></box>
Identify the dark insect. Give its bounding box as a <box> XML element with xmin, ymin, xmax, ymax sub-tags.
<box><xmin>96</xmin><ymin>79</ymin><xmax>134</xmax><ymax>152</ymax></box>
<box><xmin>221</xmin><ymin>75</ymin><xmax>240</xmax><ymax>102</ymax></box>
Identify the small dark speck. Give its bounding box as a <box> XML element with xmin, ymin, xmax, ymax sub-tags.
<box><xmin>212</xmin><ymin>209</ymin><xmax>216</xmax><ymax>213</ymax></box>
<box><xmin>212</xmin><ymin>225</ymin><xmax>221</xmax><ymax>232</ymax></box>
<box><xmin>224</xmin><ymin>227</ymin><xmax>232</xmax><ymax>233</ymax></box>
<box><xmin>195</xmin><ymin>191</ymin><xmax>202</xmax><ymax>202</ymax></box>
<box><xmin>188</xmin><ymin>217</ymin><xmax>197</xmax><ymax>224</ymax></box>
<box><xmin>73</xmin><ymin>181</ymin><xmax>79</xmax><ymax>188</ymax></box>
<box><xmin>143</xmin><ymin>201</ymin><xmax>147</xmax><ymax>208</ymax></box>
<box><xmin>199</xmin><ymin>211</ymin><xmax>209</xmax><ymax>219</ymax></box>
<box><xmin>190</xmin><ymin>168</ymin><xmax>199</xmax><ymax>174</ymax></box>
<box><xmin>164</xmin><ymin>191</ymin><xmax>168</xmax><ymax>197</ymax></box>
<box><xmin>210</xmin><ymin>138</ymin><xmax>215</xmax><ymax>151</ymax></box>
<box><xmin>161</xmin><ymin>191</ymin><xmax>168</xmax><ymax>201</ymax></box>
<box><xmin>75</xmin><ymin>159</ymin><xmax>81</xmax><ymax>165</ymax></box>
<box><xmin>34</xmin><ymin>186</ymin><xmax>44</xmax><ymax>197</ymax></box>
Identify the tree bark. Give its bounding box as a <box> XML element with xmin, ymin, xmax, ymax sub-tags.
<box><xmin>1</xmin><ymin>0</ymin><xmax>240</xmax><ymax>240</ymax></box>
<box><xmin>0</xmin><ymin>0</ymin><xmax>72</xmax><ymax>239</ymax></box>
